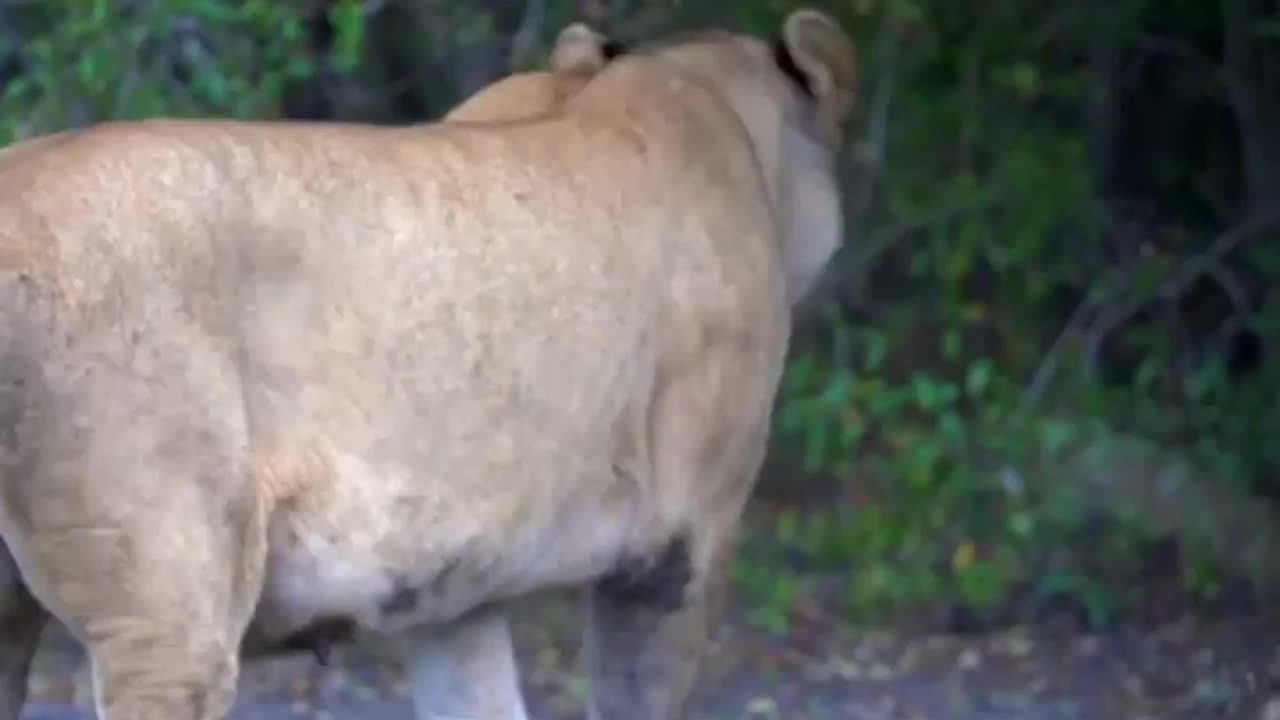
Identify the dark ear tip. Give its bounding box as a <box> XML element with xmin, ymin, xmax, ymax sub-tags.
<box><xmin>772</xmin><ymin>37</ymin><xmax>814</xmax><ymax>98</ymax></box>
<box><xmin>601</xmin><ymin>39</ymin><xmax>627</xmax><ymax>61</ymax></box>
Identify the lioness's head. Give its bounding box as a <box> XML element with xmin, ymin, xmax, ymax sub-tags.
<box><xmin>446</xmin><ymin>22</ymin><xmax>622</xmax><ymax>124</ymax></box>
<box><xmin>450</xmin><ymin>11</ymin><xmax>856</xmax><ymax>306</ymax></box>
<box><xmin>627</xmin><ymin>9</ymin><xmax>858</xmax><ymax>305</ymax></box>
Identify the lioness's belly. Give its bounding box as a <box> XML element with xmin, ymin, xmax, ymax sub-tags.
<box><xmin>236</xmin><ymin>228</ymin><xmax>660</xmax><ymax>644</ymax></box>
<box><xmin>249</xmin><ymin>445</ymin><xmax>643</xmax><ymax>644</ymax></box>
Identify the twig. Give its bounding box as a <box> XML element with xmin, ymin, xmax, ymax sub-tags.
<box><xmin>0</xmin><ymin>1</ymin><xmax>20</xmax><ymax>59</ymax></box>
<box><xmin>1025</xmin><ymin>212</ymin><xmax>1276</xmax><ymax>406</ymax></box>
<box><xmin>1163</xmin><ymin>286</ymin><xmax>1190</xmax><ymax>372</ymax></box>
<box><xmin>1180</xmin><ymin>313</ymin><xmax>1248</xmax><ymax>373</ymax></box>
<box><xmin>508</xmin><ymin>0</ymin><xmax>546</xmax><ymax>70</ymax></box>
<box><xmin>1134</xmin><ymin>31</ymin><xmax>1271</xmax><ymax>207</ymax></box>
<box><xmin>1132</xmin><ymin>33</ymin><xmax>1248</xmax><ymax>108</ymax></box>
<box><xmin>1083</xmin><ymin>211</ymin><xmax>1280</xmax><ymax>372</ymax></box>
<box><xmin>607</xmin><ymin>0</ymin><xmax>632</xmax><ymax>25</ymax></box>
<box><xmin>807</xmin><ymin>19</ymin><xmax>900</xmax><ymax>308</ymax></box>
<box><xmin>1017</xmin><ymin>280</ymin><xmax>1109</xmax><ymax>413</ymax></box>
<box><xmin>848</xmin><ymin>23</ymin><xmax>899</xmax><ymax>223</ymax></box>
<box><xmin>1204</xmin><ymin>260</ymin><xmax>1251</xmax><ymax>316</ymax></box>
<box><xmin>111</xmin><ymin>25</ymin><xmax>151</xmax><ymax>118</ymax></box>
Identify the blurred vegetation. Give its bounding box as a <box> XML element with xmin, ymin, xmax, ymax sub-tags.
<box><xmin>2</xmin><ymin>0</ymin><xmax>1277</xmax><ymax>634</ymax></box>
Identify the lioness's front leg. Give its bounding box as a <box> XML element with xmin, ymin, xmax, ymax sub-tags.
<box><xmin>584</xmin><ymin>520</ymin><xmax>741</xmax><ymax>720</ymax></box>
<box><xmin>405</xmin><ymin>604</ymin><xmax>530</xmax><ymax>720</ymax></box>
<box><xmin>584</xmin><ymin>344</ymin><xmax>772</xmax><ymax>720</ymax></box>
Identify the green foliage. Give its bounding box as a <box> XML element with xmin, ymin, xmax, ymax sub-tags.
<box><xmin>765</xmin><ymin>316</ymin><xmax>1251</xmax><ymax>629</ymax></box>
<box><xmin>731</xmin><ymin>549</ymin><xmax>807</xmax><ymax>635</ymax></box>
<box><xmin>778</xmin><ymin>322</ymin><xmax>1074</xmax><ymax>621</ymax></box>
<box><xmin>327</xmin><ymin>0</ymin><xmax>366</xmax><ymax>74</ymax></box>
<box><xmin>750</xmin><ymin>0</ymin><xmax>1280</xmax><ymax>631</ymax></box>
<box><xmin>0</xmin><ymin>0</ymin><xmax>1273</xmax><ymax>633</ymax></box>
<box><xmin>0</xmin><ymin>0</ymin><xmax>323</xmax><ymax>143</ymax></box>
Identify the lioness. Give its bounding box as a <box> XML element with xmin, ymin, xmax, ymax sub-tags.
<box><xmin>0</xmin><ymin>8</ymin><xmax>856</xmax><ymax>720</ymax></box>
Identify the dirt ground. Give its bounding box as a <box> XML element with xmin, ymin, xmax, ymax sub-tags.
<box><xmin>21</xmin><ymin>586</ymin><xmax>1280</xmax><ymax>720</ymax></box>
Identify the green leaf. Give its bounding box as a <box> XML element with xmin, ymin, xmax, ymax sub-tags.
<box><xmin>862</xmin><ymin>333</ymin><xmax>889</xmax><ymax>371</ymax></box>
<box><xmin>942</xmin><ymin>328</ymin><xmax>963</xmax><ymax>360</ymax></box>
<box><xmin>935</xmin><ymin>382</ymin><xmax>960</xmax><ymax>406</ymax></box>
<box><xmin>939</xmin><ymin>411</ymin><xmax>966</xmax><ymax>446</ymax></box>
<box><xmin>285</xmin><ymin>56</ymin><xmax>316</xmax><ymax>79</ymax></box>
<box><xmin>819</xmin><ymin>370</ymin><xmax>855</xmax><ymax>407</ymax></box>
<box><xmin>329</xmin><ymin>0</ymin><xmax>366</xmax><ymax>73</ymax></box>
<box><xmin>1008</xmin><ymin>62</ymin><xmax>1040</xmax><ymax>95</ymax></box>
<box><xmin>193</xmin><ymin>68</ymin><xmax>231</xmax><ymax>105</ymax></box>
<box><xmin>188</xmin><ymin>0</ymin><xmax>238</xmax><ymax>22</ymax></box>
<box><xmin>89</xmin><ymin>0</ymin><xmax>111</xmax><ymax>25</ymax></box>
<box><xmin>1007</xmin><ymin>511</ymin><xmax>1033</xmax><ymax>537</ymax></box>
<box><xmin>965</xmin><ymin>359</ymin><xmax>993</xmax><ymax>397</ymax></box>
<box><xmin>1038</xmin><ymin>419</ymin><xmax>1078</xmax><ymax>457</ymax></box>
<box><xmin>1081</xmin><ymin>585</ymin><xmax>1116</xmax><ymax>629</ymax></box>
<box><xmin>3</xmin><ymin>78</ymin><xmax>30</xmax><ymax>103</ymax></box>
<box><xmin>955</xmin><ymin>559</ymin><xmax>1007</xmax><ymax>610</ymax></box>
<box><xmin>911</xmin><ymin>374</ymin><xmax>937</xmax><ymax>410</ymax></box>
<box><xmin>838</xmin><ymin>411</ymin><xmax>867</xmax><ymax>453</ymax></box>
<box><xmin>777</xmin><ymin>396</ymin><xmax>809</xmax><ymax>434</ymax></box>
<box><xmin>886</xmin><ymin>0</ymin><xmax>925</xmax><ymax>24</ymax></box>
<box><xmin>802</xmin><ymin>421</ymin><xmax>829</xmax><ymax>473</ymax></box>
<box><xmin>75</xmin><ymin>54</ymin><xmax>99</xmax><ymax>86</ymax></box>
<box><xmin>775</xmin><ymin>512</ymin><xmax>799</xmax><ymax>545</ymax></box>
<box><xmin>783</xmin><ymin>355</ymin><xmax>817</xmax><ymax>392</ymax></box>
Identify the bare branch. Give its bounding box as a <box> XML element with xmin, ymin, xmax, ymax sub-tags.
<box><xmin>849</xmin><ymin>24</ymin><xmax>899</xmax><ymax>223</ymax></box>
<box><xmin>806</xmin><ymin>19</ymin><xmax>901</xmax><ymax>309</ymax></box>
<box><xmin>508</xmin><ymin>0</ymin><xmax>546</xmax><ymax>69</ymax></box>
<box><xmin>1083</xmin><ymin>212</ymin><xmax>1280</xmax><ymax>372</ymax></box>
<box><xmin>0</xmin><ymin>1</ymin><xmax>20</xmax><ymax>58</ymax></box>
<box><xmin>1017</xmin><ymin>282</ymin><xmax>1107</xmax><ymax>413</ymax></box>
<box><xmin>1134</xmin><ymin>28</ymin><xmax>1272</xmax><ymax>206</ymax></box>
<box><xmin>1179</xmin><ymin>314</ymin><xmax>1247</xmax><ymax>374</ymax></box>
<box><xmin>607</xmin><ymin>0</ymin><xmax>632</xmax><ymax>24</ymax></box>
<box><xmin>1205</xmin><ymin>260</ymin><xmax>1251</xmax><ymax>317</ymax></box>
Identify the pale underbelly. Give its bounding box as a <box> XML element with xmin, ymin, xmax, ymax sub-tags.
<box><xmin>247</xmin><ymin>468</ymin><xmax>644</xmax><ymax>647</ymax></box>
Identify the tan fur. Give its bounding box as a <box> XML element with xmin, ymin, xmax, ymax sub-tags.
<box><xmin>0</xmin><ymin>9</ymin><xmax>856</xmax><ymax>720</ymax></box>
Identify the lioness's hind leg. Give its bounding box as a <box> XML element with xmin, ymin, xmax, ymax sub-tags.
<box><xmin>406</xmin><ymin>605</ymin><xmax>530</xmax><ymax>720</ymax></box>
<box><xmin>584</xmin><ymin>532</ymin><xmax>720</xmax><ymax>720</ymax></box>
<box><xmin>67</xmin><ymin>502</ymin><xmax>263</xmax><ymax>720</ymax></box>
<box><xmin>85</xmin><ymin>623</ymin><xmax>240</xmax><ymax>720</ymax></box>
<box><xmin>16</xmin><ymin>468</ymin><xmax>265</xmax><ymax>720</ymax></box>
<box><xmin>0</xmin><ymin>547</ymin><xmax>47</xmax><ymax>720</ymax></box>
<box><xmin>585</xmin><ymin>479</ymin><xmax>757</xmax><ymax>720</ymax></box>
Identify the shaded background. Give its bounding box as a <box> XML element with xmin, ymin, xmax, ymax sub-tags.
<box><xmin>2</xmin><ymin>1</ymin><xmax>1279</xmax><ymax>718</ymax></box>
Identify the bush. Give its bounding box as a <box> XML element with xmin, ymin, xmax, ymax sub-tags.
<box><xmin>0</xmin><ymin>1</ymin><xmax>346</xmax><ymax>142</ymax></box>
<box><xmin>752</xmin><ymin>0</ymin><xmax>1280</xmax><ymax>631</ymax></box>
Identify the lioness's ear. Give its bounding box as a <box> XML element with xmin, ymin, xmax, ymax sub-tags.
<box><xmin>777</xmin><ymin>9</ymin><xmax>857</xmax><ymax>130</ymax></box>
<box><xmin>551</xmin><ymin>22</ymin><xmax>625</xmax><ymax>75</ymax></box>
